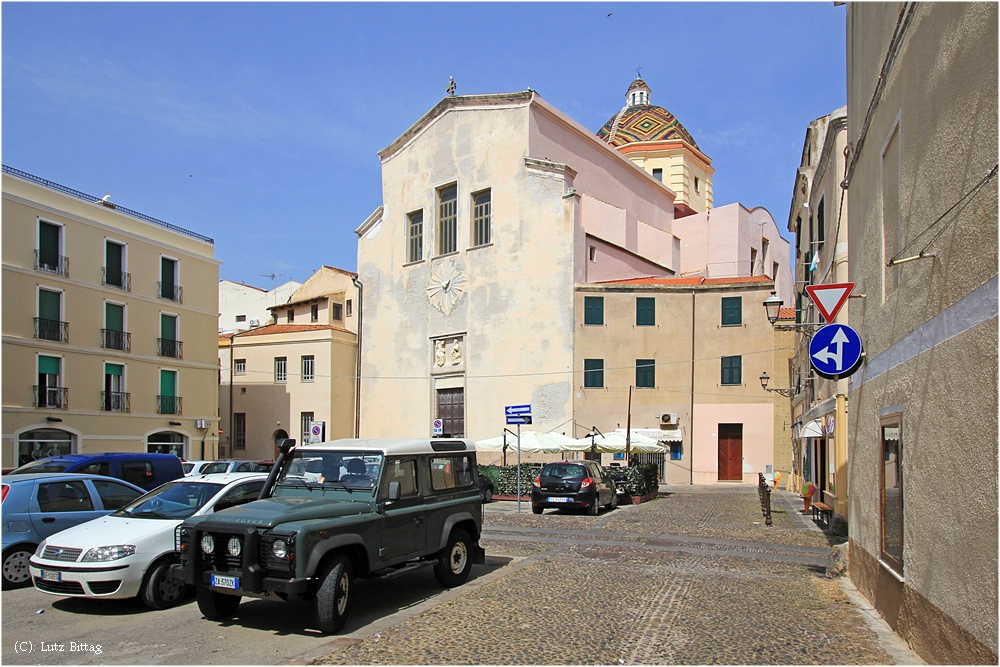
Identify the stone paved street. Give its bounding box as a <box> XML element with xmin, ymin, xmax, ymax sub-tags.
<box><xmin>314</xmin><ymin>487</ymin><xmax>921</xmax><ymax>665</ymax></box>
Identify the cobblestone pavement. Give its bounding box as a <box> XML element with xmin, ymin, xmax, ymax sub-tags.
<box><xmin>314</xmin><ymin>487</ymin><xmax>918</xmax><ymax>666</ymax></box>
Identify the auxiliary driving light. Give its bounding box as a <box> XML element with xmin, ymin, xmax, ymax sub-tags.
<box><xmin>227</xmin><ymin>536</ymin><xmax>242</xmax><ymax>557</ymax></box>
<box><xmin>201</xmin><ymin>534</ymin><xmax>215</xmax><ymax>554</ymax></box>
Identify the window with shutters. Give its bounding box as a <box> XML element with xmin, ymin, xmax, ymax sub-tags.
<box><xmin>103</xmin><ymin>240</ymin><xmax>129</xmax><ymax>290</ymax></box>
<box><xmin>301</xmin><ymin>355</ymin><xmax>314</xmax><ymax>382</ymax></box>
<box><xmin>438</xmin><ymin>184</ymin><xmax>458</xmax><ymax>255</ymax></box>
<box><xmin>102</xmin><ymin>362</ymin><xmax>128</xmax><ymax>412</ymax></box>
<box><xmin>36</xmin><ymin>220</ymin><xmax>67</xmax><ymax>276</ymax></box>
<box><xmin>36</xmin><ymin>288</ymin><xmax>66</xmax><ymax>342</ymax></box>
<box><xmin>158</xmin><ymin>314</ymin><xmax>181</xmax><ymax>359</ymax></box>
<box><xmin>158</xmin><ymin>369</ymin><xmax>180</xmax><ymax>415</ymax></box>
<box><xmin>583</xmin><ymin>359</ymin><xmax>604</xmax><ymax>388</ymax></box>
<box><xmin>584</xmin><ymin>296</ymin><xmax>604</xmax><ymax>325</ymax></box>
<box><xmin>636</xmin><ymin>359</ymin><xmax>655</xmax><ymax>388</ymax></box>
<box><xmin>103</xmin><ymin>302</ymin><xmax>129</xmax><ymax>351</ymax></box>
<box><xmin>721</xmin><ymin>297</ymin><xmax>742</xmax><ymax>326</ymax></box>
<box><xmin>274</xmin><ymin>357</ymin><xmax>287</xmax><ymax>383</ymax></box>
<box><xmin>407</xmin><ymin>210</ymin><xmax>424</xmax><ymax>263</ymax></box>
<box><xmin>159</xmin><ymin>257</ymin><xmax>181</xmax><ymax>303</ymax></box>
<box><xmin>721</xmin><ymin>356</ymin><xmax>742</xmax><ymax>385</ymax></box>
<box><xmin>35</xmin><ymin>355</ymin><xmax>65</xmax><ymax>409</ymax></box>
<box><xmin>472</xmin><ymin>189</ymin><xmax>491</xmax><ymax>247</ymax></box>
<box><xmin>636</xmin><ymin>297</ymin><xmax>655</xmax><ymax>326</ymax></box>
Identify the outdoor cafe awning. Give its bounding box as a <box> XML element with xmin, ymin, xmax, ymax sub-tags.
<box><xmin>799</xmin><ymin>419</ymin><xmax>824</xmax><ymax>439</ymax></box>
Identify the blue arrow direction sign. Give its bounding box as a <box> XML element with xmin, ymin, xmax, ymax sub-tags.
<box><xmin>506</xmin><ymin>415</ymin><xmax>532</xmax><ymax>425</ymax></box>
<box><xmin>809</xmin><ymin>324</ymin><xmax>864</xmax><ymax>379</ymax></box>
<box><xmin>505</xmin><ymin>404</ymin><xmax>531</xmax><ymax>416</ymax></box>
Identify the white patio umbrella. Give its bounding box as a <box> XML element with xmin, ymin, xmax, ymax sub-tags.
<box><xmin>569</xmin><ymin>431</ymin><xmax>666</xmax><ymax>454</ymax></box>
<box><xmin>475</xmin><ymin>430</ymin><xmax>563</xmax><ymax>454</ymax></box>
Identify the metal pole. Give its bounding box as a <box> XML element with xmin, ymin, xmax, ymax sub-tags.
<box><xmin>516</xmin><ymin>423</ymin><xmax>522</xmax><ymax>512</ymax></box>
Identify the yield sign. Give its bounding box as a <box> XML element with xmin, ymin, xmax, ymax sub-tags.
<box><xmin>805</xmin><ymin>283</ymin><xmax>855</xmax><ymax>324</ymax></box>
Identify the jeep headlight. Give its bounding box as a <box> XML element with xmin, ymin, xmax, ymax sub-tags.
<box><xmin>227</xmin><ymin>536</ymin><xmax>242</xmax><ymax>557</ymax></box>
<box><xmin>272</xmin><ymin>539</ymin><xmax>287</xmax><ymax>559</ymax></box>
<box><xmin>201</xmin><ymin>534</ymin><xmax>215</xmax><ymax>554</ymax></box>
<box><xmin>82</xmin><ymin>545</ymin><xmax>136</xmax><ymax>562</ymax></box>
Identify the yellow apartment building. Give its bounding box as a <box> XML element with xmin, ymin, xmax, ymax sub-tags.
<box><xmin>2</xmin><ymin>166</ymin><xmax>221</xmax><ymax>467</ymax></box>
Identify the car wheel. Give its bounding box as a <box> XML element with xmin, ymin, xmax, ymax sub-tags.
<box><xmin>433</xmin><ymin>529</ymin><xmax>472</xmax><ymax>588</ymax></box>
<box><xmin>531</xmin><ymin>504</ymin><xmax>543</xmax><ymax>515</ymax></box>
<box><xmin>316</xmin><ymin>555</ymin><xmax>352</xmax><ymax>634</ymax></box>
<box><xmin>140</xmin><ymin>558</ymin><xmax>188</xmax><ymax>610</ymax></box>
<box><xmin>196</xmin><ymin>585</ymin><xmax>241</xmax><ymax>620</ymax></box>
<box><xmin>483</xmin><ymin>486</ymin><xmax>493</xmax><ymax>503</ymax></box>
<box><xmin>2</xmin><ymin>545</ymin><xmax>35</xmax><ymax>590</ymax></box>
<box><xmin>588</xmin><ymin>495</ymin><xmax>600</xmax><ymax>516</ymax></box>
<box><xmin>607</xmin><ymin>489</ymin><xmax>619</xmax><ymax>511</ymax></box>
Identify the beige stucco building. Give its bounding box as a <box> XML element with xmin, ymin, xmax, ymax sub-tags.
<box><xmin>573</xmin><ymin>276</ymin><xmax>792</xmax><ymax>484</ymax></box>
<box><xmin>219</xmin><ymin>278</ymin><xmax>301</xmax><ymax>334</ymax></box>
<box><xmin>845</xmin><ymin>3</ymin><xmax>997</xmax><ymax>663</ymax></box>
<box><xmin>219</xmin><ymin>266</ymin><xmax>358</xmax><ymax>461</ymax></box>
<box><xmin>2</xmin><ymin>166</ymin><xmax>221</xmax><ymax>466</ymax></box>
<box><xmin>783</xmin><ymin>107</ymin><xmax>851</xmax><ymax>522</ymax></box>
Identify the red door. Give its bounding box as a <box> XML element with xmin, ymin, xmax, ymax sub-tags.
<box><xmin>717</xmin><ymin>424</ymin><xmax>743</xmax><ymax>481</ymax></box>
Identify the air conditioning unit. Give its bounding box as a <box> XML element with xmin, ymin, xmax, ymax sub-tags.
<box><xmin>195</xmin><ymin>419</ymin><xmax>209</xmax><ymax>429</ymax></box>
<box><xmin>660</xmin><ymin>412</ymin><xmax>678</xmax><ymax>428</ymax></box>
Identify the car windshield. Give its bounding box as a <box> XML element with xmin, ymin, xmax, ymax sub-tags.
<box><xmin>275</xmin><ymin>450</ymin><xmax>382</xmax><ymax>493</ymax></box>
<box><xmin>542</xmin><ymin>464</ymin><xmax>587</xmax><ymax>479</ymax></box>
<box><xmin>115</xmin><ymin>481</ymin><xmax>224</xmax><ymax>519</ymax></box>
<box><xmin>8</xmin><ymin>459</ymin><xmax>73</xmax><ymax>474</ymax></box>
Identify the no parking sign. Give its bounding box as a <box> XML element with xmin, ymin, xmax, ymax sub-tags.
<box><xmin>309</xmin><ymin>422</ymin><xmax>325</xmax><ymax>444</ymax></box>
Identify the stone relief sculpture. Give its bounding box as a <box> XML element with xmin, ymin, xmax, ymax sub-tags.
<box><xmin>450</xmin><ymin>339</ymin><xmax>462</xmax><ymax>366</ymax></box>
<box><xmin>426</xmin><ymin>261</ymin><xmax>468</xmax><ymax>316</ymax></box>
<box><xmin>434</xmin><ymin>340</ymin><xmax>446</xmax><ymax>367</ymax></box>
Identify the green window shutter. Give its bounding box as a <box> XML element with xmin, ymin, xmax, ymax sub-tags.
<box><xmin>106</xmin><ymin>303</ymin><xmax>124</xmax><ymax>332</ymax></box>
<box><xmin>161</xmin><ymin>258</ymin><xmax>175</xmax><ymax>290</ymax></box>
<box><xmin>722</xmin><ymin>356</ymin><xmax>742</xmax><ymax>385</ymax></box>
<box><xmin>721</xmin><ymin>297</ymin><xmax>742</xmax><ymax>325</ymax></box>
<box><xmin>160</xmin><ymin>370</ymin><xmax>176</xmax><ymax>397</ymax></box>
<box><xmin>39</xmin><ymin>222</ymin><xmax>60</xmax><ymax>264</ymax></box>
<box><xmin>105</xmin><ymin>363</ymin><xmax>123</xmax><ymax>376</ymax></box>
<box><xmin>584</xmin><ymin>296</ymin><xmax>604</xmax><ymax>325</ymax></box>
<box><xmin>160</xmin><ymin>314</ymin><xmax>176</xmax><ymax>340</ymax></box>
<box><xmin>38</xmin><ymin>289</ymin><xmax>60</xmax><ymax>321</ymax></box>
<box><xmin>38</xmin><ymin>355</ymin><xmax>61</xmax><ymax>375</ymax></box>
<box><xmin>636</xmin><ymin>297</ymin><xmax>655</xmax><ymax>326</ymax></box>
<box><xmin>583</xmin><ymin>359</ymin><xmax>604</xmax><ymax>388</ymax></box>
<box><xmin>636</xmin><ymin>359</ymin><xmax>655</xmax><ymax>388</ymax></box>
<box><xmin>106</xmin><ymin>241</ymin><xmax>122</xmax><ymax>276</ymax></box>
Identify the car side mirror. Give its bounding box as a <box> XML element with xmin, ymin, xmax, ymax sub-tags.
<box><xmin>388</xmin><ymin>481</ymin><xmax>401</xmax><ymax>501</ymax></box>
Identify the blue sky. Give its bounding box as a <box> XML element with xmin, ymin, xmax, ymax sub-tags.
<box><xmin>3</xmin><ymin>2</ymin><xmax>846</xmax><ymax>286</ymax></box>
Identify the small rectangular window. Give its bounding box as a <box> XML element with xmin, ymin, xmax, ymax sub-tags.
<box><xmin>438</xmin><ymin>185</ymin><xmax>458</xmax><ymax>255</ymax></box>
<box><xmin>302</xmin><ymin>355</ymin><xmax>315</xmax><ymax>382</ymax></box>
<box><xmin>311</xmin><ymin>304</ymin><xmax>319</xmax><ymax>322</ymax></box>
<box><xmin>233</xmin><ymin>413</ymin><xmax>246</xmax><ymax>449</ymax></box>
<box><xmin>473</xmin><ymin>189</ymin><xmax>491</xmax><ymax>247</ymax></box>
<box><xmin>652</xmin><ymin>168</ymin><xmax>663</xmax><ymax>182</ymax></box>
<box><xmin>880</xmin><ymin>415</ymin><xmax>903</xmax><ymax>575</ymax></box>
<box><xmin>583</xmin><ymin>359</ymin><xmax>604</xmax><ymax>388</ymax></box>
<box><xmin>589</xmin><ymin>246</ymin><xmax>596</xmax><ymax>262</ymax></box>
<box><xmin>584</xmin><ymin>296</ymin><xmax>604</xmax><ymax>326</ymax></box>
<box><xmin>235</xmin><ymin>315</ymin><xmax>246</xmax><ymax>323</ymax></box>
<box><xmin>721</xmin><ymin>297</ymin><xmax>742</xmax><ymax>326</ymax></box>
<box><xmin>694</xmin><ymin>176</ymin><xmax>700</xmax><ymax>192</ymax></box>
<box><xmin>346</xmin><ymin>300</ymin><xmax>353</xmax><ymax>317</ymax></box>
<box><xmin>332</xmin><ymin>303</ymin><xmax>343</xmax><ymax>320</ymax></box>
<box><xmin>669</xmin><ymin>442</ymin><xmax>683</xmax><ymax>461</ymax></box>
<box><xmin>636</xmin><ymin>359</ymin><xmax>655</xmax><ymax>388</ymax></box>
<box><xmin>287</xmin><ymin>309</ymin><xmax>294</xmax><ymax>323</ymax></box>
<box><xmin>235</xmin><ymin>359</ymin><xmax>246</xmax><ymax>375</ymax></box>
<box><xmin>636</xmin><ymin>297</ymin><xmax>655</xmax><ymax>326</ymax></box>
<box><xmin>408</xmin><ymin>210</ymin><xmax>424</xmax><ymax>263</ymax></box>
<box><xmin>721</xmin><ymin>355</ymin><xmax>742</xmax><ymax>385</ymax></box>
<box><xmin>275</xmin><ymin>357</ymin><xmax>287</xmax><ymax>383</ymax></box>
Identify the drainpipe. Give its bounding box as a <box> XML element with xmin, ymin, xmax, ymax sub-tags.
<box><xmin>689</xmin><ymin>289</ymin><xmax>696</xmax><ymax>485</ymax></box>
<box><xmin>351</xmin><ymin>276</ymin><xmax>363</xmax><ymax>438</ymax></box>
<box><xmin>228</xmin><ymin>332</ymin><xmax>235</xmax><ymax>458</ymax></box>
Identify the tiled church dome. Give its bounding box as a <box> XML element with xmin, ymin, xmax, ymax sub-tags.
<box><xmin>598</xmin><ymin>79</ymin><xmax>699</xmax><ymax>150</ymax></box>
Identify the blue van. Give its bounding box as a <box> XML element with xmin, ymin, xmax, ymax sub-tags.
<box><xmin>8</xmin><ymin>453</ymin><xmax>184</xmax><ymax>491</ymax></box>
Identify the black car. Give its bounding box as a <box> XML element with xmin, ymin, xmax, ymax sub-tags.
<box><xmin>531</xmin><ymin>460</ymin><xmax>617</xmax><ymax>515</ymax></box>
<box><xmin>478</xmin><ymin>474</ymin><xmax>494</xmax><ymax>503</ymax></box>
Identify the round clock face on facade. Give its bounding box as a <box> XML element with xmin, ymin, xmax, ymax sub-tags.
<box><xmin>427</xmin><ymin>262</ymin><xmax>468</xmax><ymax>316</ymax></box>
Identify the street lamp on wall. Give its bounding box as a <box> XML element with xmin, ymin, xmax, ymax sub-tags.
<box><xmin>763</xmin><ymin>291</ymin><xmax>783</xmax><ymax>325</ymax></box>
<box><xmin>762</xmin><ymin>291</ymin><xmax>825</xmax><ymax>332</ymax></box>
<box><xmin>759</xmin><ymin>371</ymin><xmax>797</xmax><ymax>398</ymax></box>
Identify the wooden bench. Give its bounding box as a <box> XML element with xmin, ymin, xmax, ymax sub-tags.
<box><xmin>811</xmin><ymin>501</ymin><xmax>833</xmax><ymax>529</ymax></box>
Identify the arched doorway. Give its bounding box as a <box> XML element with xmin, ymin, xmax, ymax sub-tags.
<box><xmin>146</xmin><ymin>431</ymin><xmax>187</xmax><ymax>459</ymax></box>
<box><xmin>272</xmin><ymin>429</ymin><xmax>288</xmax><ymax>462</ymax></box>
<box><xmin>18</xmin><ymin>429</ymin><xmax>74</xmax><ymax>466</ymax></box>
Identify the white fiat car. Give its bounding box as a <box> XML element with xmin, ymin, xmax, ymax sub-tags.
<box><xmin>29</xmin><ymin>473</ymin><xmax>267</xmax><ymax>609</ymax></box>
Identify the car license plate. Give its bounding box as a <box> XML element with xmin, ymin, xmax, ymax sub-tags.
<box><xmin>41</xmin><ymin>570</ymin><xmax>62</xmax><ymax>582</ymax></box>
<box><xmin>210</xmin><ymin>574</ymin><xmax>239</xmax><ymax>590</ymax></box>
<box><xmin>548</xmin><ymin>497</ymin><xmax>570</xmax><ymax>503</ymax></box>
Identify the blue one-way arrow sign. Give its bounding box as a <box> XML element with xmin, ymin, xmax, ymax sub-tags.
<box><xmin>505</xmin><ymin>404</ymin><xmax>531</xmax><ymax>416</ymax></box>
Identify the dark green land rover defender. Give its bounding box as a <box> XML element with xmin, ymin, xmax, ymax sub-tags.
<box><xmin>173</xmin><ymin>438</ymin><xmax>485</xmax><ymax>633</ymax></box>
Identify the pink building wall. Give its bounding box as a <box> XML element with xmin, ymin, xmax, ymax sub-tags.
<box><xmin>691</xmin><ymin>403</ymin><xmax>775</xmax><ymax>484</ymax></box>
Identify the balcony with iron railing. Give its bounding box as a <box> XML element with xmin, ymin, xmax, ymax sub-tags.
<box><xmin>34</xmin><ymin>386</ymin><xmax>68</xmax><ymax>409</ymax></box>
<box><xmin>158</xmin><ymin>338</ymin><xmax>183</xmax><ymax>359</ymax></box>
<box><xmin>101</xmin><ymin>391</ymin><xmax>130</xmax><ymax>413</ymax></box>
<box><xmin>158</xmin><ymin>282</ymin><xmax>183</xmax><ymax>303</ymax></box>
<box><xmin>34</xmin><ymin>250</ymin><xmax>69</xmax><ymax>277</ymax></box>
<box><xmin>157</xmin><ymin>395</ymin><xmax>182</xmax><ymax>415</ymax></box>
<box><xmin>34</xmin><ymin>318</ymin><xmax>69</xmax><ymax>343</ymax></box>
<box><xmin>102</xmin><ymin>267</ymin><xmax>131</xmax><ymax>291</ymax></box>
<box><xmin>102</xmin><ymin>329</ymin><xmax>131</xmax><ymax>352</ymax></box>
